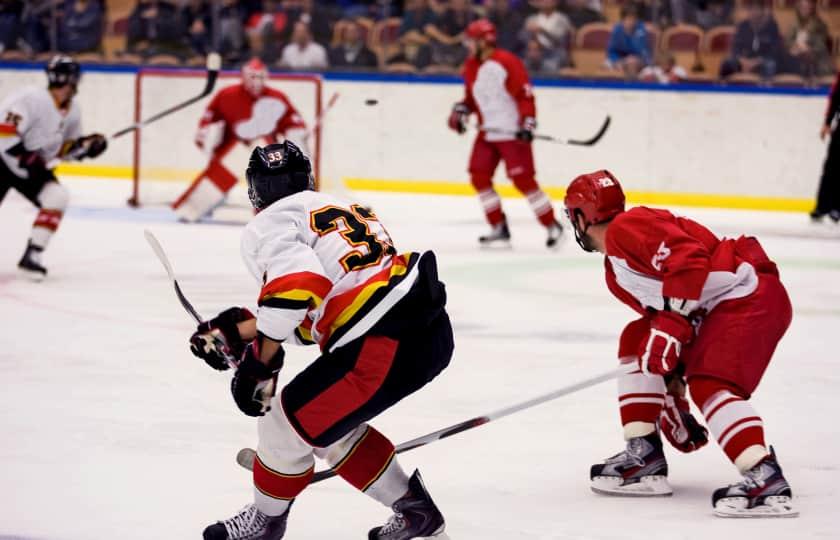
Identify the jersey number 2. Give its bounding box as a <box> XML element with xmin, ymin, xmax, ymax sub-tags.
<box><xmin>310</xmin><ymin>205</ymin><xmax>396</xmax><ymax>272</ymax></box>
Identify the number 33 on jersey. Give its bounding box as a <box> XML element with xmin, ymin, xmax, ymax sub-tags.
<box><xmin>241</xmin><ymin>191</ymin><xmax>418</xmax><ymax>351</ymax></box>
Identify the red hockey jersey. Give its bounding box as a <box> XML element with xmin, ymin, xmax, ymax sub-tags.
<box><xmin>197</xmin><ymin>83</ymin><xmax>305</xmax><ymax>146</ymax></box>
<box><xmin>461</xmin><ymin>49</ymin><xmax>535</xmax><ymax>142</ymax></box>
<box><xmin>604</xmin><ymin>207</ymin><xmax>760</xmax><ymax>317</ymax></box>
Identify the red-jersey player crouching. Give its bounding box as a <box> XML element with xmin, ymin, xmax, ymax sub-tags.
<box><xmin>448</xmin><ymin>19</ymin><xmax>564</xmax><ymax>248</ymax></box>
<box><xmin>172</xmin><ymin>58</ymin><xmax>308</xmax><ymax>222</ymax></box>
<box><xmin>564</xmin><ymin>170</ymin><xmax>798</xmax><ymax>518</ymax></box>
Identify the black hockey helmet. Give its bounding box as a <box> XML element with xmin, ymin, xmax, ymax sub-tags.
<box><xmin>46</xmin><ymin>55</ymin><xmax>81</xmax><ymax>89</ymax></box>
<box><xmin>246</xmin><ymin>141</ymin><xmax>314</xmax><ymax>210</ymax></box>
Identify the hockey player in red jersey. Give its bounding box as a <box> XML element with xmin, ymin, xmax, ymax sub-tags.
<box><xmin>189</xmin><ymin>141</ymin><xmax>453</xmax><ymax>539</ymax></box>
<box><xmin>564</xmin><ymin>170</ymin><xmax>798</xmax><ymax>518</ymax></box>
<box><xmin>448</xmin><ymin>19</ymin><xmax>563</xmax><ymax>247</ymax></box>
<box><xmin>172</xmin><ymin>57</ymin><xmax>308</xmax><ymax>222</ymax></box>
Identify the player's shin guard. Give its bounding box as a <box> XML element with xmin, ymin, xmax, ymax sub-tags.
<box><xmin>172</xmin><ymin>160</ymin><xmax>238</xmax><ymax>222</ymax></box>
<box><xmin>328</xmin><ymin>425</ymin><xmax>410</xmax><ymax>507</ymax></box>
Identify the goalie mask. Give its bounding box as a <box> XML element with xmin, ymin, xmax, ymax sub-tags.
<box><xmin>564</xmin><ymin>170</ymin><xmax>625</xmax><ymax>252</ymax></box>
<box><xmin>246</xmin><ymin>141</ymin><xmax>314</xmax><ymax>210</ymax></box>
<box><xmin>242</xmin><ymin>57</ymin><xmax>268</xmax><ymax>97</ymax></box>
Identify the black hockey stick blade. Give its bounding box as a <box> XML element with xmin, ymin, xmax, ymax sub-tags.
<box><xmin>112</xmin><ymin>53</ymin><xmax>222</xmax><ymax>139</ymax></box>
<box><xmin>566</xmin><ymin>115</ymin><xmax>611</xmax><ymax>146</ymax></box>
<box><xmin>144</xmin><ymin>230</ymin><xmax>203</xmax><ymax>324</ymax></box>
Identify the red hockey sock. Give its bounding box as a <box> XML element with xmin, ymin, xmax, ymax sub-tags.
<box><xmin>523</xmin><ymin>188</ymin><xmax>555</xmax><ymax>227</ymax></box>
<box><xmin>252</xmin><ymin>455</ymin><xmax>314</xmax><ymax>501</ymax></box>
<box><xmin>617</xmin><ymin>357</ymin><xmax>665</xmax><ymax>438</ymax></box>
<box><xmin>33</xmin><ymin>209</ymin><xmax>63</xmax><ymax>233</ymax></box>
<box><xmin>690</xmin><ymin>376</ymin><xmax>768</xmax><ymax>470</ymax></box>
<box><xmin>477</xmin><ymin>188</ymin><xmax>505</xmax><ymax>225</ymax></box>
<box><xmin>334</xmin><ymin>425</ymin><xmax>397</xmax><ymax>493</ymax></box>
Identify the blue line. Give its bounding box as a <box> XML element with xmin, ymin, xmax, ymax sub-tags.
<box><xmin>1</xmin><ymin>60</ymin><xmax>828</xmax><ymax>96</ymax></box>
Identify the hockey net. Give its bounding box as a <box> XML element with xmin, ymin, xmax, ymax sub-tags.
<box><xmin>128</xmin><ymin>68</ymin><xmax>323</xmax><ymax>212</ymax></box>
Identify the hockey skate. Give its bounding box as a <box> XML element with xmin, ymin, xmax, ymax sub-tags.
<box><xmin>712</xmin><ymin>449</ymin><xmax>798</xmax><ymax>518</ymax></box>
<box><xmin>590</xmin><ymin>433</ymin><xmax>673</xmax><ymax>496</ymax></box>
<box><xmin>478</xmin><ymin>220</ymin><xmax>511</xmax><ymax>246</ymax></box>
<box><xmin>546</xmin><ymin>220</ymin><xmax>564</xmax><ymax>248</ymax></box>
<box><xmin>369</xmin><ymin>470</ymin><xmax>449</xmax><ymax>540</ymax></box>
<box><xmin>203</xmin><ymin>502</ymin><xmax>291</xmax><ymax>540</ymax></box>
<box><xmin>17</xmin><ymin>242</ymin><xmax>47</xmax><ymax>281</ymax></box>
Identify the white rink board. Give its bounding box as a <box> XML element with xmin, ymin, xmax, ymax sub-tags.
<box><xmin>0</xmin><ymin>178</ymin><xmax>838</xmax><ymax>539</ymax></box>
<box><xmin>0</xmin><ymin>67</ymin><xmax>829</xmax><ymax>200</ymax></box>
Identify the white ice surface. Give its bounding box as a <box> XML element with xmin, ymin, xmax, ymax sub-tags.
<box><xmin>1</xmin><ymin>178</ymin><xmax>838</xmax><ymax>540</ymax></box>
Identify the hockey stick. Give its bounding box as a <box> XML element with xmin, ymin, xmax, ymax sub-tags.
<box><xmin>144</xmin><ymin>229</ymin><xmax>203</xmax><ymax>324</ymax></box>
<box><xmin>476</xmin><ymin>115</ymin><xmax>611</xmax><ymax>146</ymax></box>
<box><xmin>235</xmin><ymin>363</ymin><xmax>631</xmax><ymax>480</ymax></box>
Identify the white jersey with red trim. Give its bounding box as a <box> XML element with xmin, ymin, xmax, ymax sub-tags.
<box><xmin>0</xmin><ymin>86</ymin><xmax>81</xmax><ymax>178</ymax></box>
<box><xmin>241</xmin><ymin>190</ymin><xmax>421</xmax><ymax>351</ymax></box>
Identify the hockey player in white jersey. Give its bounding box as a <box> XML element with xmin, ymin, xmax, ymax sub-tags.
<box><xmin>0</xmin><ymin>55</ymin><xmax>107</xmax><ymax>280</ymax></box>
<box><xmin>189</xmin><ymin>141</ymin><xmax>453</xmax><ymax>540</ymax></box>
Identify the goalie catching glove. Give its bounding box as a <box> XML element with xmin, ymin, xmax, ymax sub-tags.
<box><xmin>231</xmin><ymin>338</ymin><xmax>284</xmax><ymax>417</ymax></box>
<box><xmin>61</xmin><ymin>133</ymin><xmax>108</xmax><ymax>160</ymax></box>
<box><xmin>189</xmin><ymin>307</ymin><xmax>254</xmax><ymax>370</ymax></box>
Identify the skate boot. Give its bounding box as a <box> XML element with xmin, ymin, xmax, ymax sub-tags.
<box><xmin>478</xmin><ymin>220</ymin><xmax>511</xmax><ymax>246</ymax></box>
<box><xmin>368</xmin><ymin>470</ymin><xmax>449</xmax><ymax>540</ymax></box>
<box><xmin>830</xmin><ymin>210</ymin><xmax>840</xmax><ymax>224</ymax></box>
<box><xmin>546</xmin><ymin>219</ymin><xmax>564</xmax><ymax>248</ymax></box>
<box><xmin>712</xmin><ymin>448</ymin><xmax>798</xmax><ymax>518</ymax></box>
<box><xmin>203</xmin><ymin>502</ymin><xmax>291</xmax><ymax>540</ymax></box>
<box><xmin>17</xmin><ymin>242</ymin><xmax>47</xmax><ymax>281</ymax></box>
<box><xmin>590</xmin><ymin>432</ymin><xmax>672</xmax><ymax>496</ymax></box>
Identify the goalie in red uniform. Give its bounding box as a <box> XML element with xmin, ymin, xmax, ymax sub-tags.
<box><xmin>564</xmin><ymin>170</ymin><xmax>798</xmax><ymax>518</ymax></box>
<box><xmin>172</xmin><ymin>58</ymin><xmax>308</xmax><ymax>222</ymax></box>
<box><xmin>448</xmin><ymin>19</ymin><xmax>563</xmax><ymax>247</ymax></box>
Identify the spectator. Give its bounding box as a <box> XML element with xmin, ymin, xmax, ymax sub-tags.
<box><xmin>564</xmin><ymin>0</ymin><xmax>604</xmax><ymax>29</ymax></box>
<box><xmin>0</xmin><ymin>0</ymin><xmax>23</xmax><ymax>53</ymax></box>
<box><xmin>424</xmin><ymin>0</ymin><xmax>476</xmax><ymax>66</ymax></box>
<box><xmin>386</xmin><ymin>39</ymin><xmax>433</xmax><ymax>70</ymax></box>
<box><xmin>279</xmin><ymin>21</ymin><xmax>329</xmax><ymax>70</ymax></box>
<box><xmin>218</xmin><ymin>0</ymin><xmax>247</xmax><ymax>61</ymax></box>
<box><xmin>181</xmin><ymin>0</ymin><xmax>212</xmax><ymax>57</ymax></box>
<box><xmin>400</xmin><ymin>0</ymin><xmax>436</xmax><ymax>42</ymax></box>
<box><xmin>245</xmin><ymin>0</ymin><xmax>289</xmax><ymax>64</ymax></box>
<box><xmin>21</xmin><ymin>0</ymin><xmax>54</xmax><ymax>54</ymax></box>
<box><xmin>606</xmin><ymin>3</ymin><xmax>651</xmax><ymax>77</ymax></box>
<box><xmin>329</xmin><ymin>19</ymin><xmax>378</xmax><ymax>69</ymax></box>
<box><xmin>521</xmin><ymin>0</ymin><xmax>573</xmax><ymax>69</ymax></box>
<box><xmin>57</xmin><ymin>0</ymin><xmax>103</xmax><ymax>53</ymax></box>
<box><xmin>127</xmin><ymin>0</ymin><xmax>184</xmax><ymax>56</ymax></box>
<box><xmin>639</xmin><ymin>51</ymin><xmax>688</xmax><ymax>83</ymax></box>
<box><xmin>719</xmin><ymin>0</ymin><xmax>783</xmax><ymax>80</ymax></box>
<box><xmin>486</xmin><ymin>0</ymin><xmax>525</xmax><ymax>53</ymax></box>
<box><xmin>286</xmin><ymin>0</ymin><xmax>333</xmax><ymax>46</ymax></box>
<box><xmin>786</xmin><ymin>0</ymin><xmax>834</xmax><ymax>79</ymax></box>
<box><xmin>695</xmin><ymin>0</ymin><xmax>734</xmax><ymax>29</ymax></box>
<box><xmin>523</xmin><ymin>37</ymin><xmax>560</xmax><ymax>75</ymax></box>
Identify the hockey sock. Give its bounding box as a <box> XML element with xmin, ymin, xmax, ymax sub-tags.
<box><xmin>331</xmin><ymin>425</ymin><xmax>409</xmax><ymax>507</ymax></box>
<box><xmin>252</xmin><ymin>454</ymin><xmax>314</xmax><ymax>516</ymax></box>
<box><xmin>523</xmin><ymin>188</ymin><xmax>556</xmax><ymax>227</ymax></box>
<box><xmin>31</xmin><ymin>182</ymin><xmax>69</xmax><ymax>249</ymax></box>
<box><xmin>690</xmin><ymin>376</ymin><xmax>768</xmax><ymax>472</ymax></box>
<box><xmin>477</xmin><ymin>188</ymin><xmax>505</xmax><ymax>226</ymax></box>
<box><xmin>617</xmin><ymin>357</ymin><xmax>665</xmax><ymax>439</ymax></box>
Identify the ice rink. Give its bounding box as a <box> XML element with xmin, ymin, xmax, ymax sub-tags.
<box><xmin>1</xmin><ymin>177</ymin><xmax>838</xmax><ymax>540</ymax></box>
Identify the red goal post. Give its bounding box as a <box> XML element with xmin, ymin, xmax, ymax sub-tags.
<box><xmin>128</xmin><ymin>67</ymin><xmax>323</xmax><ymax>207</ymax></box>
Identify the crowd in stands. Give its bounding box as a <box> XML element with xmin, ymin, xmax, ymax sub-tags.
<box><xmin>0</xmin><ymin>0</ymin><xmax>837</xmax><ymax>85</ymax></box>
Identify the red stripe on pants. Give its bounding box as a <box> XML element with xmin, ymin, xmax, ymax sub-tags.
<box><xmin>295</xmin><ymin>336</ymin><xmax>398</xmax><ymax>439</ymax></box>
<box><xmin>334</xmin><ymin>426</ymin><xmax>396</xmax><ymax>492</ymax></box>
<box><xmin>253</xmin><ymin>457</ymin><xmax>314</xmax><ymax>500</ymax></box>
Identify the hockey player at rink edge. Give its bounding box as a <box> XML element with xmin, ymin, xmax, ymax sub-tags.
<box><xmin>0</xmin><ymin>55</ymin><xmax>107</xmax><ymax>280</ymax></box>
<box><xmin>448</xmin><ymin>18</ymin><xmax>564</xmax><ymax>248</ymax></box>
<box><xmin>189</xmin><ymin>140</ymin><xmax>454</xmax><ymax>539</ymax></box>
<box><xmin>172</xmin><ymin>57</ymin><xmax>309</xmax><ymax>222</ymax></box>
<box><xmin>564</xmin><ymin>170</ymin><xmax>798</xmax><ymax>518</ymax></box>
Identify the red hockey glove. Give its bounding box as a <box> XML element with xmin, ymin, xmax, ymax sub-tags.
<box><xmin>447</xmin><ymin>102</ymin><xmax>470</xmax><ymax>134</ymax></box>
<box><xmin>515</xmin><ymin>116</ymin><xmax>537</xmax><ymax>142</ymax></box>
<box><xmin>231</xmin><ymin>338</ymin><xmax>284</xmax><ymax>417</ymax></box>
<box><xmin>637</xmin><ymin>311</ymin><xmax>693</xmax><ymax>376</ymax></box>
<box><xmin>660</xmin><ymin>393</ymin><xmax>709</xmax><ymax>453</ymax></box>
<box><xmin>190</xmin><ymin>307</ymin><xmax>255</xmax><ymax>371</ymax></box>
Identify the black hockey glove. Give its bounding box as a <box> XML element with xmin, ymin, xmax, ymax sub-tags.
<box><xmin>231</xmin><ymin>339</ymin><xmax>284</xmax><ymax>417</ymax></box>
<box><xmin>65</xmin><ymin>133</ymin><xmax>108</xmax><ymax>160</ymax></box>
<box><xmin>189</xmin><ymin>307</ymin><xmax>255</xmax><ymax>371</ymax></box>
<box><xmin>516</xmin><ymin>116</ymin><xmax>537</xmax><ymax>142</ymax></box>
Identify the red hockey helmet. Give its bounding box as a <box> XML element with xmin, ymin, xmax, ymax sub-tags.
<box><xmin>564</xmin><ymin>170</ymin><xmax>625</xmax><ymax>251</ymax></box>
<box><xmin>242</xmin><ymin>57</ymin><xmax>268</xmax><ymax>97</ymax></box>
<box><xmin>465</xmin><ymin>19</ymin><xmax>497</xmax><ymax>44</ymax></box>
